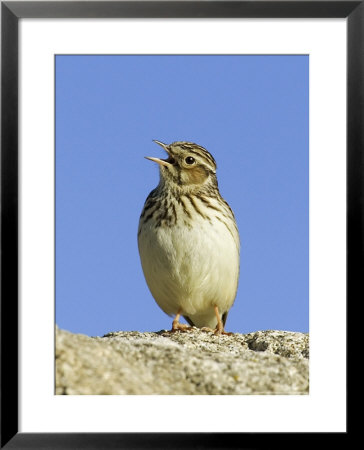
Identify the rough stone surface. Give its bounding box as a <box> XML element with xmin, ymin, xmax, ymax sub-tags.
<box><xmin>55</xmin><ymin>326</ymin><xmax>309</xmax><ymax>395</ymax></box>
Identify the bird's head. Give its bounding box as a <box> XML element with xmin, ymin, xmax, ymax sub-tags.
<box><xmin>145</xmin><ymin>140</ymin><xmax>218</xmax><ymax>191</ymax></box>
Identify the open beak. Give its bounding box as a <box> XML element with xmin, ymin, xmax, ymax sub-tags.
<box><xmin>145</xmin><ymin>140</ymin><xmax>173</xmax><ymax>167</ymax></box>
<box><xmin>153</xmin><ymin>140</ymin><xmax>169</xmax><ymax>151</ymax></box>
<box><xmin>144</xmin><ymin>156</ymin><xmax>172</xmax><ymax>167</ymax></box>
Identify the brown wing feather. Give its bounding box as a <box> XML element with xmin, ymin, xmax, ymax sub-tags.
<box><xmin>222</xmin><ymin>311</ymin><xmax>229</xmax><ymax>326</ymax></box>
<box><xmin>183</xmin><ymin>311</ymin><xmax>229</xmax><ymax>328</ymax></box>
<box><xmin>183</xmin><ymin>315</ymin><xmax>195</xmax><ymax>327</ymax></box>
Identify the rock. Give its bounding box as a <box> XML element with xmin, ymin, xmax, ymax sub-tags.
<box><xmin>55</xmin><ymin>326</ymin><xmax>309</xmax><ymax>395</ymax></box>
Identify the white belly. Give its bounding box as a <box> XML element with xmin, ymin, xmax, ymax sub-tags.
<box><xmin>138</xmin><ymin>215</ymin><xmax>240</xmax><ymax>328</ymax></box>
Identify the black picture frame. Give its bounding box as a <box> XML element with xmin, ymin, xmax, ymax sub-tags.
<box><xmin>1</xmin><ymin>1</ymin><xmax>356</xmax><ymax>448</ymax></box>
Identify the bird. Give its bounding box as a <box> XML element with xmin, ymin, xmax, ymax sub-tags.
<box><xmin>137</xmin><ymin>140</ymin><xmax>240</xmax><ymax>335</ymax></box>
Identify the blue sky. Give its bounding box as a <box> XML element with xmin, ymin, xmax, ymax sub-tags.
<box><xmin>55</xmin><ymin>55</ymin><xmax>308</xmax><ymax>337</ymax></box>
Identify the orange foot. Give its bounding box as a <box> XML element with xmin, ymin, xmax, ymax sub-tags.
<box><xmin>170</xmin><ymin>310</ymin><xmax>194</xmax><ymax>332</ymax></box>
<box><xmin>214</xmin><ymin>328</ymin><xmax>233</xmax><ymax>336</ymax></box>
<box><xmin>213</xmin><ymin>305</ymin><xmax>234</xmax><ymax>336</ymax></box>
<box><xmin>201</xmin><ymin>327</ymin><xmax>215</xmax><ymax>333</ymax></box>
<box><xmin>170</xmin><ymin>322</ymin><xmax>194</xmax><ymax>333</ymax></box>
<box><xmin>201</xmin><ymin>326</ymin><xmax>233</xmax><ymax>336</ymax></box>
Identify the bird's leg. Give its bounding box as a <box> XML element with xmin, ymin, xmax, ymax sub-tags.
<box><xmin>214</xmin><ymin>305</ymin><xmax>233</xmax><ymax>336</ymax></box>
<box><xmin>171</xmin><ymin>309</ymin><xmax>193</xmax><ymax>332</ymax></box>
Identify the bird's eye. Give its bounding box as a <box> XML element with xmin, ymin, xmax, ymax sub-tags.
<box><xmin>185</xmin><ymin>156</ymin><xmax>196</xmax><ymax>165</ymax></box>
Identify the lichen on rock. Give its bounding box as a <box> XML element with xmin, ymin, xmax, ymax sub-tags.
<box><xmin>55</xmin><ymin>326</ymin><xmax>309</xmax><ymax>395</ymax></box>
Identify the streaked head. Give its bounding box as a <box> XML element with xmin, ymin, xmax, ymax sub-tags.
<box><xmin>145</xmin><ymin>140</ymin><xmax>217</xmax><ymax>190</ymax></box>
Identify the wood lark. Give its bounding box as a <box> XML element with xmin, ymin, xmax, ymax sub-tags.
<box><xmin>138</xmin><ymin>141</ymin><xmax>240</xmax><ymax>334</ymax></box>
